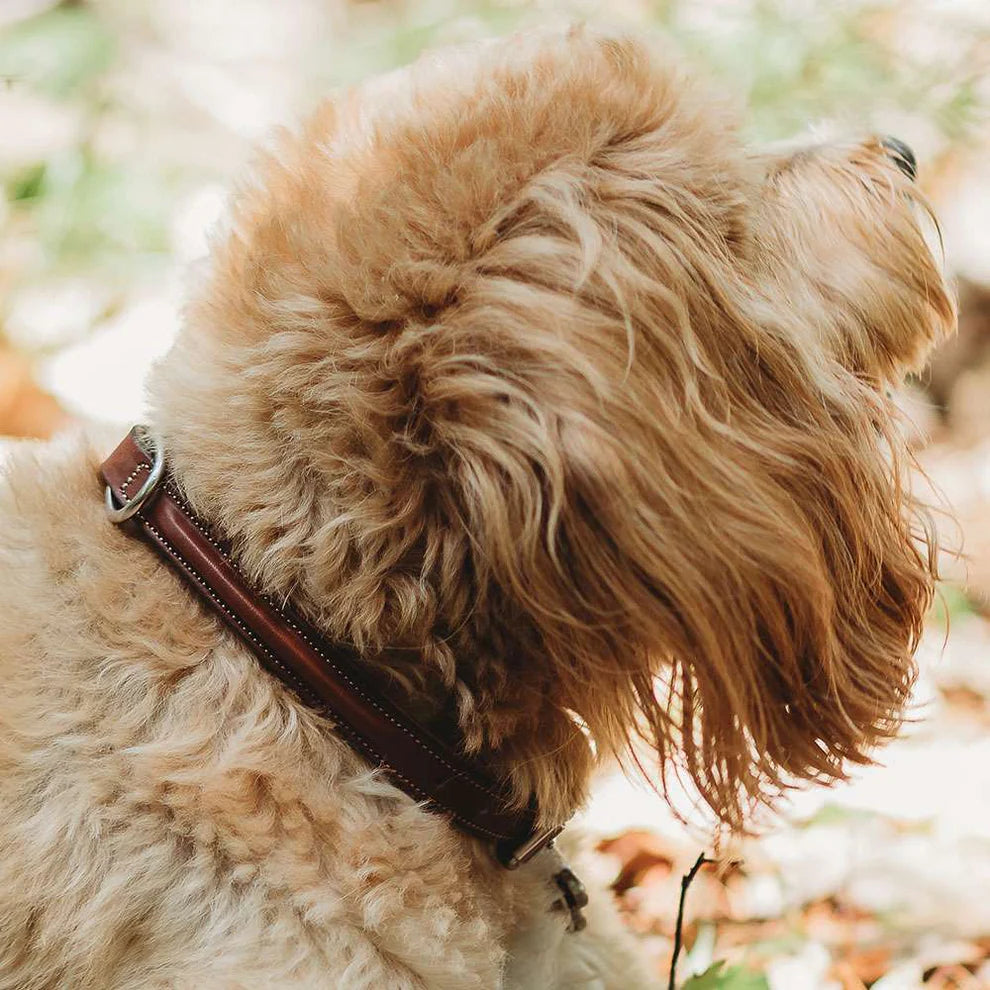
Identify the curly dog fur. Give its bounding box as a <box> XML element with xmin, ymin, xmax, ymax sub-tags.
<box><xmin>0</xmin><ymin>26</ymin><xmax>954</xmax><ymax>988</ymax></box>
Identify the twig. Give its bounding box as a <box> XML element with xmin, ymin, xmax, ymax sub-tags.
<box><xmin>667</xmin><ymin>852</ymin><xmax>714</xmax><ymax>990</ymax></box>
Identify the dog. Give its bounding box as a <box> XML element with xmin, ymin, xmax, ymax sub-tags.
<box><xmin>0</xmin><ymin>25</ymin><xmax>955</xmax><ymax>989</ymax></box>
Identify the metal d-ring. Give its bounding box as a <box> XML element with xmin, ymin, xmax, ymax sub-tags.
<box><xmin>104</xmin><ymin>434</ymin><xmax>166</xmax><ymax>523</ymax></box>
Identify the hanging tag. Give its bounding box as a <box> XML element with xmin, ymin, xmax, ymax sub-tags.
<box><xmin>552</xmin><ymin>865</ymin><xmax>589</xmax><ymax>933</ymax></box>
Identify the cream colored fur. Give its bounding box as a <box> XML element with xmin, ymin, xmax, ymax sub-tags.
<box><xmin>0</xmin><ymin>25</ymin><xmax>953</xmax><ymax>988</ymax></box>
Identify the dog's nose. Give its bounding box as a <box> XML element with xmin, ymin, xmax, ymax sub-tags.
<box><xmin>880</xmin><ymin>136</ymin><xmax>917</xmax><ymax>180</ymax></box>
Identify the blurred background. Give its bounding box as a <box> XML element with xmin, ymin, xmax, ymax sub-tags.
<box><xmin>1</xmin><ymin>1</ymin><xmax>989</xmax><ymax>987</ymax></box>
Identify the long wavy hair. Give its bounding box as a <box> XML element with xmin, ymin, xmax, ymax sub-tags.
<box><xmin>151</xmin><ymin>26</ymin><xmax>956</xmax><ymax>829</ymax></box>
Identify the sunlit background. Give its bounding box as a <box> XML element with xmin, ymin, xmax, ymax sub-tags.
<box><xmin>2</xmin><ymin>1</ymin><xmax>990</xmax><ymax>987</ymax></box>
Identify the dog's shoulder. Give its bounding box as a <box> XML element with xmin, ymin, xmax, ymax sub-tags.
<box><xmin>0</xmin><ymin>430</ymin><xmax>516</xmax><ymax>988</ymax></box>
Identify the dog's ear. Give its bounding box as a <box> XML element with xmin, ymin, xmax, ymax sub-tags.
<box><xmin>427</xmin><ymin>194</ymin><xmax>942</xmax><ymax>826</ymax></box>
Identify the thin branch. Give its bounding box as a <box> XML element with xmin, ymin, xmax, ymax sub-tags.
<box><xmin>668</xmin><ymin>852</ymin><xmax>715</xmax><ymax>990</ymax></box>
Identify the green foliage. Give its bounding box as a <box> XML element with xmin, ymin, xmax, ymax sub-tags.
<box><xmin>0</xmin><ymin>5</ymin><xmax>176</xmax><ymax>282</ymax></box>
<box><xmin>6</xmin><ymin>148</ymin><xmax>173</xmax><ymax>277</ymax></box>
<box><xmin>682</xmin><ymin>961</ymin><xmax>770</xmax><ymax>990</ymax></box>
<box><xmin>663</xmin><ymin>1</ymin><xmax>984</xmax><ymax>142</ymax></box>
<box><xmin>8</xmin><ymin>162</ymin><xmax>46</xmax><ymax>202</ymax></box>
<box><xmin>929</xmin><ymin>581</ymin><xmax>976</xmax><ymax>631</ymax></box>
<box><xmin>0</xmin><ymin>4</ymin><xmax>114</xmax><ymax>98</ymax></box>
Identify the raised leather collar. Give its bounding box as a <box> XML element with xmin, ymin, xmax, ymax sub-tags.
<box><xmin>100</xmin><ymin>426</ymin><xmax>563</xmax><ymax>869</ymax></box>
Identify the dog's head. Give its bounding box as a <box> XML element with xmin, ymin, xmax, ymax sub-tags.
<box><xmin>151</xmin><ymin>27</ymin><xmax>954</xmax><ymax>827</ymax></box>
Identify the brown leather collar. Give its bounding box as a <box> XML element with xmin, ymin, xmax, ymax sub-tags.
<box><xmin>100</xmin><ymin>426</ymin><xmax>563</xmax><ymax>868</ymax></box>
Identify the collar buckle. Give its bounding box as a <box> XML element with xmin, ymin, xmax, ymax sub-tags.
<box><xmin>104</xmin><ymin>431</ymin><xmax>166</xmax><ymax>523</ymax></box>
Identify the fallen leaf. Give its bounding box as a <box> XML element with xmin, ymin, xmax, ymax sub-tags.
<box><xmin>597</xmin><ymin>830</ymin><xmax>676</xmax><ymax>894</ymax></box>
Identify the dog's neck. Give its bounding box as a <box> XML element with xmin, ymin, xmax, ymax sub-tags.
<box><xmin>146</xmin><ymin>349</ymin><xmax>594</xmax><ymax>826</ymax></box>
<box><xmin>103</xmin><ymin>426</ymin><xmax>577</xmax><ymax>864</ymax></box>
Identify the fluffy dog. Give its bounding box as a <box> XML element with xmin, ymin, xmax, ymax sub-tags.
<box><xmin>0</xmin><ymin>26</ymin><xmax>954</xmax><ymax>989</ymax></box>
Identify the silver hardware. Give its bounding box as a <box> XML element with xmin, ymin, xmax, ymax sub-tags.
<box><xmin>104</xmin><ymin>434</ymin><xmax>166</xmax><ymax>523</ymax></box>
<box><xmin>502</xmin><ymin>824</ymin><xmax>563</xmax><ymax>870</ymax></box>
<box><xmin>552</xmin><ymin>865</ymin><xmax>588</xmax><ymax>933</ymax></box>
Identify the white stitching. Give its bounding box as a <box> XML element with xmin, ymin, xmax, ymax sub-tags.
<box><xmin>119</xmin><ymin>462</ymin><xmax>151</xmax><ymax>494</ymax></box>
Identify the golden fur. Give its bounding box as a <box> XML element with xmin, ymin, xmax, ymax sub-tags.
<box><xmin>0</xmin><ymin>26</ymin><xmax>954</xmax><ymax>988</ymax></box>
